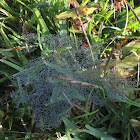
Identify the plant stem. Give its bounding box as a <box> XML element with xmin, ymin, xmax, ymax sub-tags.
<box><xmin>73</xmin><ymin>2</ymin><xmax>94</xmax><ymax>61</ymax></box>
<box><xmin>104</xmin><ymin>46</ymin><xmax>115</xmax><ymax>76</ymax></box>
<box><xmin>126</xmin><ymin>1</ymin><xmax>140</xmax><ymax>24</ymax></box>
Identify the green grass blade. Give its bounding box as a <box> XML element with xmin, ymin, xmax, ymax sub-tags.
<box><xmin>1</xmin><ymin>23</ymin><xmax>23</xmax><ymax>39</ymax></box>
<box><xmin>101</xmin><ymin>137</ymin><xmax>116</xmax><ymax>140</ymax></box>
<box><xmin>0</xmin><ymin>0</ymin><xmax>19</xmax><ymax>16</ymax></box>
<box><xmin>33</xmin><ymin>8</ymin><xmax>49</xmax><ymax>34</ymax></box>
<box><xmin>84</xmin><ymin>125</ymin><xmax>116</xmax><ymax>139</ymax></box>
<box><xmin>71</xmin><ymin>109</ymin><xmax>99</xmax><ymax>120</ymax></box>
<box><xmin>0</xmin><ymin>51</ymin><xmax>22</xmax><ymax>66</ymax></box>
<box><xmin>0</xmin><ymin>77</ymin><xmax>8</xmax><ymax>83</ymax></box>
<box><xmin>0</xmin><ymin>24</ymin><xmax>14</xmax><ymax>48</ymax></box>
<box><xmin>37</xmin><ymin>24</ymin><xmax>43</xmax><ymax>50</ymax></box>
<box><xmin>16</xmin><ymin>0</ymin><xmax>32</xmax><ymax>11</ymax></box>
<box><xmin>28</xmin><ymin>15</ymin><xmax>37</xmax><ymax>31</ymax></box>
<box><xmin>0</xmin><ymin>59</ymin><xmax>23</xmax><ymax>71</ymax></box>
<box><xmin>63</xmin><ymin>117</ymin><xmax>78</xmax><ymax>130</ymax></box>
<box><xmin>0</xmin><ymin>8</ymin><xmax>14</xmax><ymax>18</ymax></box>
<box><xmin>125</xmin><ymin>98</ymin><xmax>140</xmax><ymax>108</ymax></box>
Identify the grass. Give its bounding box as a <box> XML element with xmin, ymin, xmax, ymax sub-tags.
<box><xmin>0</xmin><ymin>0</ymin><xmax>140</xmax><ymax>139</ymax></box>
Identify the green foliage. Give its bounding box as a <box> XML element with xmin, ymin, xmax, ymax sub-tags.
<box><xmin>84</xmin><ymin>125</ymin><xmax>116</xmax><ymax>139</ymax></box>
<box><xmin>0</xmin><ymin>0</ymin><xmax>140</xmax><ymax>139</ymax></box>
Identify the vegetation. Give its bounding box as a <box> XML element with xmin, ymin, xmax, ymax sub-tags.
<box><xmin>0</xmin><ymin>0</ymin><xmax>140</xmax><ymax>139</ymax></box>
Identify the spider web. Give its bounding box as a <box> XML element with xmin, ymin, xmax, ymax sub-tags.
<box><xmin>11</xmin><ymin>34</ymin><xmax>137</xmax><ymax>130</ymax></box>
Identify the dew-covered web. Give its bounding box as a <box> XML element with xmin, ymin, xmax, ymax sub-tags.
<box><xmin>11</xmin><ymin>34</ymin><xmax>137</xmax><ymax>130</ymax></box>
<box><xmin>16</xmin><ymin>33</ymin><xmax>39</xmax><ymax>53</ymax></box>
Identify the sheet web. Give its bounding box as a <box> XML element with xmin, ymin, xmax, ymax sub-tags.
<box><xmin>11</xmin><ymin>34</ymin><xmax>136</xmax><ymax>130</ymax></box>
